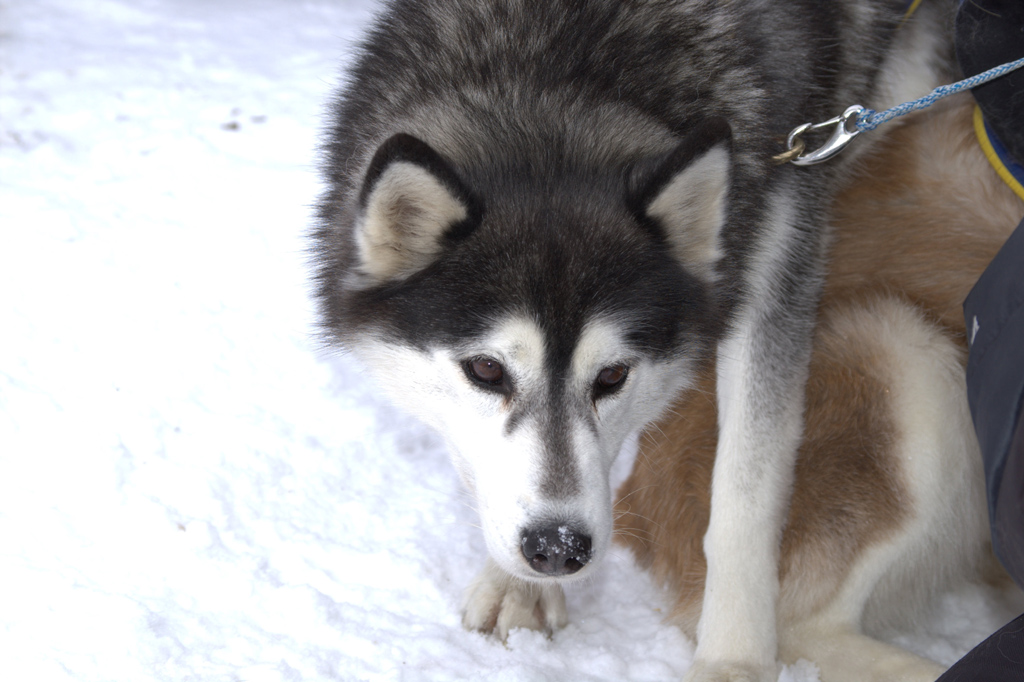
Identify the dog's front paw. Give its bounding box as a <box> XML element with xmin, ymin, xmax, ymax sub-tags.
<box><xmin>461</xmin><ymin>559</ymin><xmax>568</xmax><ymax>640</ymax></box>
<box><xmin>683</xmin><ymin>659</ymin><xmax>778</xmax><ymax>682</ymax></box>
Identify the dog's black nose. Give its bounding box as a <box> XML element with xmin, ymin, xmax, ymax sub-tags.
<box><xmin>521</xmin><ymin>526</ymin><xmax>592</xmax><ymax>576</ymax></box>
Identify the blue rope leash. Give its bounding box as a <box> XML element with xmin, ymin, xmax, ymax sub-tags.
<box><xmin>856</xmin><ymin>56</ymin><xmax>1024</xmax><ymax>132</ymax></box>
<box><xmin>778</xmin><ymin>55</ymin><xmax>1024</xmax><ymax>165</ymax></box>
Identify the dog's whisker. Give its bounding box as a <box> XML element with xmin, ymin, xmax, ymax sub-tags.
<box><xmin>611</xmin><ymin>529</ymin><xmax>663</xmax><ymax>550</ymax></box>
<box><xmin>614</xmin><ymin>532</ymin><xmax>657</xmax><ymax>550</ymax></box>
<box><xmin>613</xmin><ymin>484</ymin><xmax>658</xmax><ymax>507</ymax></box>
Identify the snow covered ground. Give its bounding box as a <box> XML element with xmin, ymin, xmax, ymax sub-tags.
<box><xmin>1</xmin><ymin>1</ymin><xmax>1019</xmax><ymax>680</ymax></box>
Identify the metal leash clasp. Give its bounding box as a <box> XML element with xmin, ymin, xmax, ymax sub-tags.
<box><xmin>774</xmin><ymin>105</ymin><xmax>864</xmax><ymax>166</ymax></box>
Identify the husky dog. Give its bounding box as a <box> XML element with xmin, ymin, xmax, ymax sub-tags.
<box><xmin>314</xmin><ymin>1</ymin><xmax>955</xmax><ymax>678</ymax></box>
<box><xmin>618</xmin><ymin>94</ymin><xmax>1024</xmax><ymax>681</ymax></box>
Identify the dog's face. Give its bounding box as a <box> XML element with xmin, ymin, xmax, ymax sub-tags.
<box><xmin>325</xmin><ymin>124</ymin><xmax>731</xmax><ymax>582</ymax></box>
<box><xmin>357</xmin><ymin>313</ymin><xmax>700</xmax><ymax>581</ymax></box>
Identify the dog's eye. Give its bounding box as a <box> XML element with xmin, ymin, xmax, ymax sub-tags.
<box><xmin>465</xmin><ymin>357</ymin><xmax>505</xmax><ymax>387</ymax></box>
<box><xmin>594</xmin><ymin>364</ymin><xmax>629</xmax><ymax>397</ymax></box>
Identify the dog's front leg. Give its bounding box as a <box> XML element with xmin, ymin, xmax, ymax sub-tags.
<box><xmin>688</xmin><ymin>322</ymin><xmax>809</xmax><ymax>682</ymax></box>
<box><xmin>687</xmin><ymin>201</ymin><xmax>820</xmax><ymax>682</ymax></box>
<box><xmin>462</xmin><ymin>557</ymin><xmax>568</xmax><ymax>640</ymax></box>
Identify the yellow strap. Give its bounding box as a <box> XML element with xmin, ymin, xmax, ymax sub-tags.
<box><xmin>974</xmin><ymin>105</ymin><xmax>1024</xmax><ymax>202</ymax></box>
<box><xmin>903</xmin><ymin>0</ymin><xmax>923</xmax><ymax>22</ymax></box>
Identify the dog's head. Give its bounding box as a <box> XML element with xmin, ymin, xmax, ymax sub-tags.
<box><xmin>319</xmin><ymin>122</ymin><xmax>731</xmax><ymax>581</ymax></box>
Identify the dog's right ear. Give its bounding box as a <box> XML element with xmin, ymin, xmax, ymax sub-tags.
<box><xmin>353</xmin><ymin>133</ymin><xmax>480</xmax><ymax>282</ymax></box>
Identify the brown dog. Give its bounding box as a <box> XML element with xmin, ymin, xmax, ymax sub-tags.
<box><xmin>616</xmin><ymin>95</ymin><xmax>1024</xmax><ymax>682</ymax></box>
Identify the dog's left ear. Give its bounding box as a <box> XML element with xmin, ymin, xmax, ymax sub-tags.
<box><xmin>631</xmin><ymin>118</ymin><xmax>732</xmax><ymax>281</ymax></box>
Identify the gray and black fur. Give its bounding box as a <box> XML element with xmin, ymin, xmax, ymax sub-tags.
<box><xmin>315</xmin><ymin>0</ymin><xmax>923</xmax><ymax>355</ymax></box>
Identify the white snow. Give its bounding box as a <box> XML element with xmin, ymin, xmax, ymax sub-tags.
<box><xmin>0</xmin><ymin>1</ymin><xmax>1019</xmax><ymax>680</ymax></box>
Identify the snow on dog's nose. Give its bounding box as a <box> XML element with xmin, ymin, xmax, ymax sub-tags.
<box><xmin>520</xmin><ymin>525</ymin><xmax>592</xmax><ymax>576</ymax></box>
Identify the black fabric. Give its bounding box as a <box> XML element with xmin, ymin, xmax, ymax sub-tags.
<box><xmin>936</xmin><ymin>612</ymin><xmax>1024</xmax><ymax>682</ymax></box>
<box><xmin>997</xmin><ymin>400</ymin><xmax>1024</xmax><ymax>588</ymax></box>
<box><xmin>955</xmin><ymin>0</ymin><xmax>1024</xmax><ymax>164</ymax></box>
<box><xmin>964</xmin><ymin>216</ymin><xmax>1024</xmax><ymax>589</ymax></box>
<box><xmin>953</xmin><ymin>3</ymin><xmax>1024</xmax><ymax>679</ymax></box>
<box><xmin>958</xmin><ymin>0</ymin><xmax>1024</xmax><ymax>591</ymax></box>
